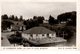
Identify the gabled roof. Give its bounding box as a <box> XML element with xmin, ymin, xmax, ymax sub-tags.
<box><xmin>23</xmin><ymin>26</ymin><xmax>55</xmax><ymax>34</ymax></box>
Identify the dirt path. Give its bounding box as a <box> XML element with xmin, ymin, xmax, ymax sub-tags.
<box><xmin>1</xmin><ymin>37</ymin><xmax>11</xmax><ymax>46</ymax></box>
<box><xmin>1</xmin><ymin>32</ymin><xmax>14</xmax><ymax>46</ymax></box>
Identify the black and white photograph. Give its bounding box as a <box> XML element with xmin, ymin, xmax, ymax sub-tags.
<box><xmin>1</xmin><ymin>2</ymin><xmax>76</xmax><ymax>47</ymax></box>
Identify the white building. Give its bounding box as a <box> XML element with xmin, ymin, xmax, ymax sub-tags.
<box><xmin>22</xmin><ymin>27</ymin><xmax>56</xmax><ymax>40</ymax></box>
<box><xmin>22</xmin><ymin>27</ymin><xmax>67</xmax><ymax>46</ymax></box>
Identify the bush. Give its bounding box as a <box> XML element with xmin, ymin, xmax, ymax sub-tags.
<box><xmin>8</xmin><ymin>31</ymin><xmax>23</xmax><ymax>44</ymax></box>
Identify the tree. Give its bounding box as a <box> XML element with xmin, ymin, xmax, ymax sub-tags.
<box><xmin>33</xmin><ymin>19</ymin><xmax>39</xmax><ymax>26</ymax></box>
<box><xmin>54</xmin><ymin>19</ymin><xmax>58</xmax><ymax>24</ymax></box>
<box><xmin>57</xmin><ymin>12</ymin><xmax>71</xmax><ymax>21</ymax></box>
<box><xmin>19</xmin><ymin>16</ymin><xmax>23</xmax><ymax>21</ymax></box>
<box><xmin>33</xmin><ymin>16</ymin><xmax>37</xmax><ymax>19</ymax></box>
<box><xmin>48</xmin><ymin>15</ymin><xmax>55</xmax><ymax>25</ymax></box>
<box><xmin>23</xmin><ymin>16</ymin><xmax>44</xmax><ymax>30</ymax></box>
<box><xmin>23</xmin><ymin>20</ymin><xmax>27</xmax><ymax>25</ymax></box>
<box><xmin>8</xmin><ymin>31</ymin><xmax>23</xmax><ymax>46</ymax></box>
<box><xmin>57</xmin><ymin>11</ymin><xmax>76</xmax><ymax>26</ymax></box>
<box><xmin>14</xmin><ymin>16</ymin><xmax>18</xmax><ymax>21</ymax></box>
<box><xmin>70</xmin><ymin>11</ymin><xmax>76</xmax><ymax>26</ymax></box>
<box><xmin>11</xmin><ymin>15</ymin><xmax>15</xmax><ymax>20</ymax></box>
<box><xmin>2</xmin><ymin>21</ymin><xmax>13</xmax><ymax>30</ymax></box>
<box><xmin>23</xmin><ymin>19</ymin><xmax>30</xmax><ymax>30</ymax></box>
<box><xmin>1</xmin><ymin>14</ymin><xmax>8</xmax><ymax>20</ymax></box>
<box><xmin>37</xmin><ymin>16</ymin><xmax>44</xmax><ymax>24</ymax></box>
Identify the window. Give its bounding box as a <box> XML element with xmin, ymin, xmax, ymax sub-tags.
<box><xmin>47</xmin><ymin>33</ymin><xmax>49</xmax><ymax>36</ymax></box>
<box><xmin>30</xmin><ymin>34</ymin><xmax>33</xmax><ymax>37</ymax></box>
<box><xmin>42</xmin><ymin>34</ymin><xmax>44</xmax><ymax>36</ymax></box>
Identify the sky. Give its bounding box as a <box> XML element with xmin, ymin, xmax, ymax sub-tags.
<box><xmin>1</xmin><ymin>2</ymin><xmax>76</xmax><ymax>20</ymax></box>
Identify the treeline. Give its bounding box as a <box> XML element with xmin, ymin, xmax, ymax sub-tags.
<box><xmin>1</xmin><ymin>14</ymin><xmax>45</xmax><ymax>30</ymax></box>
<box><xmin>49</xmin><ymin>15</ymin><xmax>58</xmax><ymax>25</ymax></box>
<box><xmin>49</xmin><ymin>11</ymin><xmax>76</xmax><ymax>26</ymax></box>
<box><xmin>1</xmin><ymin>14</ymin><xmax>23</xmax><ymax>21</ymax></box>
<box><xmin>23</xmin><ymin>16</ymin><xmax>44</xmax><ymax>29</ymax></box>
<box><xmin>57</xmin><ymin>11</ymin><xmax>76</xmax><ymax>26</ymax></box>
<box><xmin>1</xmin><ymin>11</ymin><xmax>76</xmax><ymax>31</ymax></box>
<box><xmin>1</xmin><ymin>14</ymin><xmax>24</xmax><ymax>30</ymax></box>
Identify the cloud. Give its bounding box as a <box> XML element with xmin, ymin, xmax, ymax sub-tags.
<box><xmin>1</xmin><ymin>2</ymin><xmax>76</xmax><ymax>19</ymax></box>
